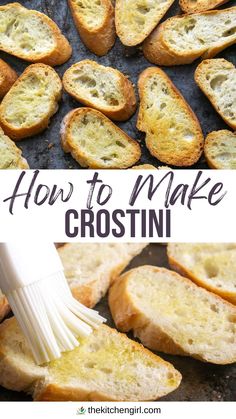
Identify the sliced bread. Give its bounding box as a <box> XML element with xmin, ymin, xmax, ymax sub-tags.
<box><xmin>143</xmin><ymin>7</ymin><xmax>236</xmax><ymax>66</ymax></box>
<box><xmin>58</xmin><ymin>243</ymin><xmax>147</xmax><ymax>307</ymax></box>
<box><xmin>68</xmin><ymin>0</ymin><xmax>115</xmax><ymax>56</ymax></box>
<box><xmin>132</xmin><ymin>164</ymin><xmax>157</xmax><ymax>169</ymax></box>
<box><xmin>0</xmin><ymin>318</ymin><xmax>181</xmax><ymax>401</ymax></box>
<box><xmin>204</xmin><ymin>130</ymin><xmax>236</xmax><ymax>169</ymax></box>
<box><xmin>195</xmin><ymin>59</ymin><xmax>236</xmax><ymax>130</ymax></box>
<box><xmin>0</xmin><ymin>126</ymin><xmax>29</xmax><ymax>169</ymax></box>
<box><xmin>137</xmin><ymin>67</ymin><xmax>204</xmax><ymax>166</ymax></box>
<box><xmin>63</xmin><ymin>60</ymin><xmax>136</xmax><ymax>121</ymax></box>
<box><xmin>0</xmin><ymin>64</ymin><xmax>62</xmax><ymax>140</ymax></box>
<box><xmin>109</xmin><ymin>265</ymin><xmax>236</xmax><ymax>364</ymax></box>
<box><xmin>0</xmin><ymin>289</ymin><xmax>10</xmax><ymax>322</ymax></box>
<box><xmin>0</xmin><ymin>59</ymin><xmax>18</xmax><ymax>99</ymax></box>
<box><xmin>168</xmin><ymin>243</ymin><xmax>236</xmax><ymax>304</ymax></box>
<box><xmin>115</xmin><ymin>0</ymin><xmax>175</xmax><ymax>46</ymax></box>
<box><xmin>61</xmin><ymin>108</ymin><xmax>141</xmax><ymax>169</ymax></box>
<box><xmin>180</xmin><ymin>0</ymin><xmax>230</xmax><ymax>13</ymax></box>
<box><xmin>0</xmin><ymin>2</ymin><xmax>71</xmax><ymax>66</ymax></box>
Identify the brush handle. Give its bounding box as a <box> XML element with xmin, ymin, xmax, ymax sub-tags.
<box><xmin>0</xmin><ymin>242</ymin><xmax>64</xmax><ymax>294</ymax></box>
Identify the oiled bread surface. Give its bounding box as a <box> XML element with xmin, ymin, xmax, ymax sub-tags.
<box><xmin>0</xmin><ymin>2</ymin><xmax>71</xmax><ymax>66</ymax></box>
<box><xmin>0</xmin><ymin>64</ymin><xmax>62</xmax><ymax>140</ymax></box>
<box><xmin>109</xmin><ymin>265</ymin><xmax>236</xmax><ymax>364</ymax></box>
<box><xmin>0</xmin><ymin>318</ymin><xmax>181</xmax><ymax>401</ymax></box>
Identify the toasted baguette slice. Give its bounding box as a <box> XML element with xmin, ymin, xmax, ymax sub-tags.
<box><xmin>204</xmin><ymin>130</ymin><xmax>236</xmax><ymax>169</ymax></box>
<box><xmin>180</xmin><ymin>0</ymin><xmax>230</xmax><ymax>13</ymax></box>
<box><xmin>0</xmin><ymin>318</ymin><xmax>181</xmax><ymax>401</ymax></box>
<box><xmin>58</xmin><ymin>243</ymin><xmax>147</xmax><ymax>307</ymax></box>
<box><xmin>68</xmin><ymin>0</ymin><xmax>115</xmax><ymax>56</ymax></box>
<box><xmin>0</xmin><ymin>59</ymin><xmax>18</xmax><ymax>99</ymax></box>
<box><xmin>63</xmin><ymin>60</ymin><xmax>136</xmax><ymax>121</ymax></box>
<box><xmin>115</xmin><ymin>0</ymin><xmax>175</xmax><ymax>46</ymax></box>
<box><xmin>137</xmin><ymin>67</ymin><xmax>203</xmax><ymax>166</ymax></box>
<box><xmin>0</xmin><ymin>3</ymin><xmax>71</xmax><ymax>66</ymax></box>
<box><xmin>195</xmin><ymin>59</ymin><xmax>236</xmax><ymax>130</ymax></box>
<box><xmin>0</xmin><ymin>126</ymin><xmax>29</xmax><ymax>169</ymax></box>
<box><xmin>0</xmin><ymin>290</ymin><xmax>10</xmax><ymax>322</ymax></box>
<box><xmin>143</xmin><ymin>7</ymin><xmax>236</xmax><ymax>66</ymax></box>
<box><xmin>61</xmin><ymin>108</ymin><xmax>141</xmax><ymax>169</ymax></box>
<box><xmin>0</xmin><ymin>64</ymin><xmax>62</xmax><ymax>140</ymax></box>
<box><xmin>109</xmin><ymin>266</ymin><xmax>236</xmax><ymax>364</ymax></box>
<box><xmin>168</xmin><ymin>243</ymin><xmax>236</xmax><ymax>304</ymax></box>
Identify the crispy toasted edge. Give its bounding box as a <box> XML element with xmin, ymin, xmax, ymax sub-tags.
<box><xmin>0</xmin><ymin>3</ymin><xmax>72</xmax><ymax>66</ymax></box>
<box><xmin>62</xmin><ymin>59</ymin><xmax>136</xmax><ymax>121</ymax></box>
<box><xmin>179</xmin><ymin>0</ymin><xmax>229</xmax><ymax>14</ymax></box>
<box><xmin>137</xmin><ymin>67</ymin><xmax>204</xmax><ymax>166</ymax></box>
<box><xmin>60</xmin><ymin>107</ymin><xmax>141</xmax><ymax>169</ymax></box>
<box><xmin>68</xmin><ymin>0</ymin><xmax>115</xmax><ymax>56</ymax></box>
<box><xmin>0</xmin><ymin>63</ymin><xmax>62</xmax><ymax>140</ymax></box>
<box><xmin>0</xmin><ymin>59</ymin><xmax>18</xmax><ymax>99</ymax></box>
<box><xmin>109</xmin><ymin>265</ymin><xmax>236</xmax><ymax>364</ymax></box>
<box><xmin>204</xmin><ymin>130</ymin><xmax>236</xmax><ymax>169</ymax></box>
<box><xmin>167</xmin><ymin>244</ymin><xmax>236</xmax><ymax>305</ymax></box>
<box><xmin>143</xmin><ymin>7</ymin><xmax>236</xmax><ymax>66</ymax></box>
<box><xmin>194</xmin><ymin>59</ymin><xmax>236</xmax><ymax>130</ymax></box>
<box><xmin>115</xmin><ymin>0</ymin><xmax>175</xmax><ymax>47</ymax></box>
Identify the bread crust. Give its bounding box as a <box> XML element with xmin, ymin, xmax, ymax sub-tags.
<box><xmin>143</xmin><ymin>7</ymin><xmax>236</xmax><ymax>66</ymax></box>
<box><xmin>179</xmin><ymin>0</ymin><xmax>229</xmax><ymax>13</ymax></box>
<box><xmin>0</xmin><ymin>64</ymin><xmax>62</xmax><ymax>140</ymax></box>
<box><xmin>0</xmin><ymin>296</ymin><xmax>10</xmax><ymax>322</ymax></box>
<box><xmin>194</xmin><ymin>59</ymin><xmax>236</xmax><ymax>130</ymax></box>
<box><xmin>109</xmin><ymin>266</ymin><xmax>236</xmax><ymax>364</ymax></box>
<box><xmin>68</xmin><ymin>0</ymin><xmax>115</xmax><ymax>56</ymax></box>
<box><xmin>204</xmin><ymin>130</ymin><xmax>236</xmax><ymax>169</ymax></box>
<box><xmin>0</xmin><ymin>3</ymin><xmax>72</xmax><ymax>66</ymax></box>
<box><xmin>61</xmin><ymin>107</ymin><xmax>141</xmax><ymax>169</ymax></box>
<box><xmin>167</xmin><ymin>245</ymin><xmax>236</xmax><ymax>305</ymax></box>
<box><xmin>0</xmin><ymin>319</ymin><xmax>181</xmax><ymax>401</ymax></box>
<box><xmin>115</xmin><ymin>0</ymin><xmax>175</xmax><ymax>46</ymax></box>
<box><xmin>137</xmin><ymin>67</ymin><xmax>204</xmax><ymax>166</ymax></box>
<box><xmin>0</xmin><ymin>60</ymin><xmax>18</xmax><ymax>99</ymax></box>
<box><xmin>63</xmin><ymin>60</ymin><xmax>136</xmax><ymax>121</ymax></box>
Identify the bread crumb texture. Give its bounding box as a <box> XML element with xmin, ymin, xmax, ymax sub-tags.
<box><xmin>163</xmin><ymin>9</ymin><xmax>236</xmax><ymax>55</ymax></box>
<box><xmin>114</xmin><ymin>266</ymin><xmax>236</xmax><ymax>364</ymax></box>
<box><xmin>0</xmin><ymin>3</ymin><xmax>55</xmax><ymax>57</ymax></box>
<box><xmin>0</xmin><ymin>64</ymin><xmax>62</xmax><ymax>139</ymax></box>
<box><xmin>61</xmin><ymin>108</ymin><xmax>141</xmax><ymax>169</ymax></box>
<box><xmin>205</xmin><ymin>130</ymin><xmax>236</xmax><ymax>169</ymax></box>
<box><xmin>115</xmin><ymin>0</ymin><xmax>175</xmax><ymax>46</ymax></box>
<box><xmin>0</xmin><ymin>126</ymin><xmax>29</xmax><ymax>169</ymax></box>
<box><xmin>0</xmin><ymin>319</ymin><xmax>181</xmax><ymax>401</ymax></box>
<box><xmin>69</xmin><ymin>0</ymin><xmax>107</xmax><ymax>30</ymax></box>
<box><xmin>195</xmin><ymin>59</ymin><xmax>236</xmax><ymax>129</ymax></box>
<box><xmin>168</xmin><ymin>243</ymin><xmax>236</xmax><ymax>304</ymax></box>
<box><xmin>138</xmin><ymin>68</ymin><xmax>203</xmax><ymax>166</ymax></box>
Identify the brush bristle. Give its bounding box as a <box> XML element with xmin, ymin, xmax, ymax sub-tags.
<box><xmin>7</xmin><ymin>272</ymin><xmax>105</xmax><ymax>364</ymax></box>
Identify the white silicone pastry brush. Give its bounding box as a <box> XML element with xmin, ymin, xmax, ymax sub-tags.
<box><xmin>0</xmin><ymin>242</ymin><xmax>105</xmax><ymax>365</ymax></box>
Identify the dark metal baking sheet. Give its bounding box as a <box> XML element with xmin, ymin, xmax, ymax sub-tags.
<box><xmin>0</xmin><ymin>0</ymin><xmax>235</xmax><ymax>169</ymax></box>
<box><xmin>0</xmin><ymin>244</ymin><xmax>235</xmax><ymax>401</ymax></box>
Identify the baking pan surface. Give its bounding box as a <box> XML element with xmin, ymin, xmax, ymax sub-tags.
<box><xmin>0</xmin><ymin>0</ymin><xmax>235</xmax><ymax>169</ymax></box>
